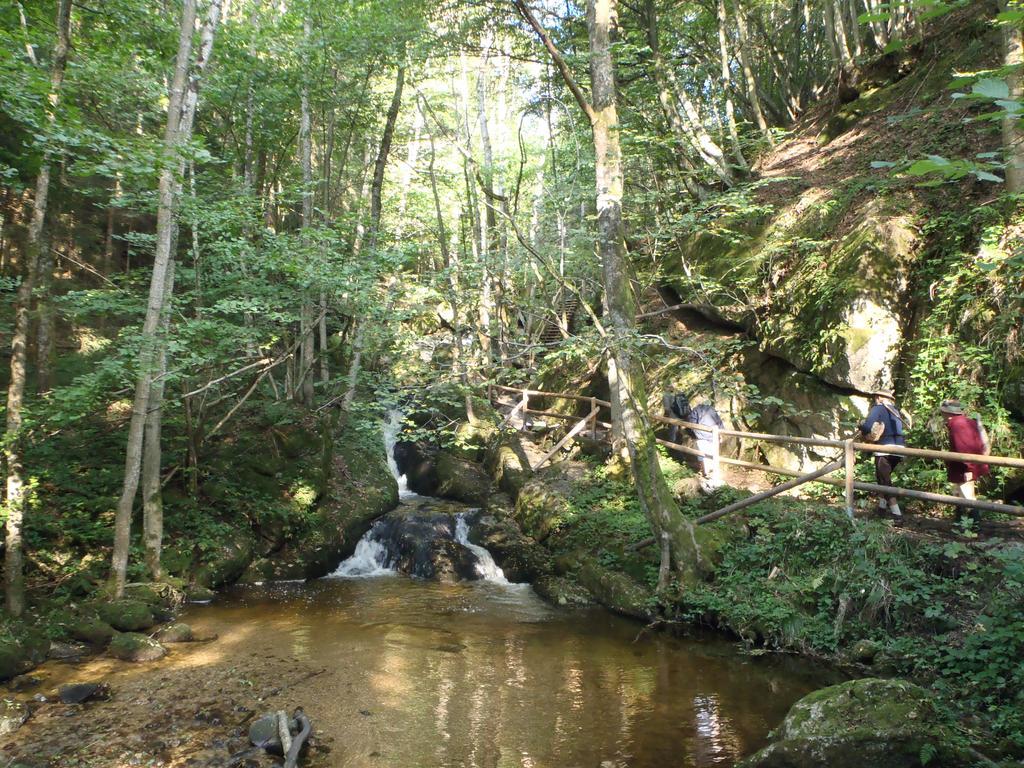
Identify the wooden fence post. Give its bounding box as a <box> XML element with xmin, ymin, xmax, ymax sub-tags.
<box><xmin>590</xmin><ymin>397</ymin><xmax>598</xmax><ymax>439</ymax></box>
<box><xmin>710</xmin><ymin>426</ymin><xmax>721</xmax><ymax>483</ymax></box>
<box><xmin>844</xmin><ymin>438</ymin><xmax>855</xmax><ymax>519</ymax></box>
<box><xmin>520</xmin><ymin>389</ymin><xmax>529</xmax><ymax>432</ymax></box>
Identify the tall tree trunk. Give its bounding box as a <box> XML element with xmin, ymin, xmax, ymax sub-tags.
<box><xmin>588</xmin><ymin>0</ymin><xmax>708</xmax><ymax>583</ymax></box>
<box><xmin>716</xmin><ymin>0</ymin><xmax>748</xmax><ymax>169</ymax></box>
<box><xmin>35</xmin><ymin>226</ymin><xmax>55</xmax><ymax>394</ymax></box>
<box><xmin>112</xmin><ymin>0</ymin><xmax>221</xmax><ymax>597</ymax></box>
<box><xmin>476</xmin><ymin>39</ymin><xmax>496</xmax><ymax>363</ymax></box>
<box><xmin>298</xmin><ymin>15</ymin><xmax>315</xmax><ymax>408</ymax></box>
<box><xmin>4</xmin><ymin>0</ymin><xmax>71</xmax><ymax>617</ymax></box>
<box><xmin>343</xmin><ymin>65</ymin><xmax>405</xmax><ymax>410</ymax></box>
<box><xmin>732</xmin><ymin>0</ymin><xmax>773</xmax><ymax>143</ymax></box>
<box><xmin>1004</xmin><ymin>8</ymin><xmax>1024</xmax><ymax>194</ymax></box>
<box><xmin>645</xmin><ymin>0</ymin><xmax>735</xmax><ymax>185</ymax></box>
<box><xmin>138</xmin><ymin>0</ymin><xmax>221</xmax><ymax>584</ymax></box>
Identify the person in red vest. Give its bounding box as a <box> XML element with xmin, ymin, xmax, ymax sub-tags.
<box><xmin>939</xmin><ymin>399</ymin><xmax>990</xmax><ymax>522</ymax></box>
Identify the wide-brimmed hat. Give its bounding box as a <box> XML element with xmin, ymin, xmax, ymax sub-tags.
<box><xmin>873</xmin><ymin>390</ymin><xmax>895</xmax><ymax>401</ymax></box>
<box><xmin>939</xmin><ymin>399</ymin><xmax>965</xmax><ymax>415</ymax></box>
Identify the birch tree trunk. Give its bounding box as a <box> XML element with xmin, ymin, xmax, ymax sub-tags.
<box><xmin>732</xmin><ymin>0</ymin><xmax>772</xmax><ymax>143</ymax></box>
<box><xmin>297</xmin><ymin>14</ymin><xmax>315</xmax><ymax>408</ymax></box>
<box><xmin>4</xmin><ymin>0</ymin><xmax>71</xmax><ymax>617</ymax></box>
<box><xmin>138</xmin><ymin>0</ymin><xmax>221</xmax><ymax>583</ymax></box>
<box><xmin>1003</xmin><ymin>9</ymin><xmax>1024</xmax><ymax>194</ymax></box>
<box><xmin>645</xmin><ymin>0</ymin><xmax>734</xmax><ymax>186</ymax></box>
<box><xmin>716</xmin><ymin>0</ymin><xmax>748</xmax><ymax>169</ymax></box>
<box><xmin>112</xmin><ymin>0</ymin><xmax>222</xmax><ymax>596</ymax></box>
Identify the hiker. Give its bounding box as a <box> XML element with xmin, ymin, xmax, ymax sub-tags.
<box><xmin>939</xmin><ymin>399</ymin><xmax>990</xmax><ymax>521</ymax></box>
<box><xmin>664</xmin><ymin>392</ymin><xmax>724</xmax><ymax>492</ymax></box>
<box><xmin>859</xmin><ymin>390</ymin><xmax>907</xmax><ymax>517</ymax></box>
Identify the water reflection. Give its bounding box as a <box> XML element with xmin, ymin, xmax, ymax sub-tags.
<box><xmin>185</xmin><ymin>578</ymin><xmax>825</xmax><ymax>768</ymax></box>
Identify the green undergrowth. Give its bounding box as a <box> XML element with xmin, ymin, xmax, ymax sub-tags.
<box><xmin>674</xmin><ymin>495</ymin><xmax>1024</xmax><ymax>756</ymax></box>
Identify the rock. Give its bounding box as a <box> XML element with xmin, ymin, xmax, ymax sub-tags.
<box><xmin>362</xmin><ymin>514</ymin><xmax>480</xmax><ymax>581</ymax></box>
<box><xmin>7</xmin><ymin>674</ymin><xmax>42</xmax><ymax>692</ymax></box>
<box><xmin>0</xmin><ymin>698</ymin><xmax>29</xmax><ymax>735</ymax></box>
<box><xmin>155</xmin><ymin>623</ymin><xmax>194</xmax><ymax>643</ymax></box>
<box><xmin>108</xmin><ymin>633</ymin><xmax>167</xmax><ymax>662</ymax></box>
<box><xmin>68</xmin><ymin>616</ymin><xmax>115</xmax><ymax>646</ymax></box>
<box><xmin>0</xmin><ymin>631</ymin><xmax>49</xmax><ymax>681</ymax></box>
<box><xmin>577</xmin><ymin>560</ymin><xmax>654</xmax><ymax>621</ymax></box>
<box><xmin>469</xmin><ymin>514</ymin><xmax>552</xmax><ymax>583</ymax></box>
<box><xmin>58</xmin><ymin>682</ymin><xmax>111</xmax><ymax>704</ymax></box>
<box><xmin>48</xmin><ymin>641</ymin><xmax>88</xmax><ymax>661</ymax></box>
<box><xmin>186</xmin><ymin>585</ymin><xmax>217</xmax><ymax>603</ymax></box>
<box><xmin>739</xmin><ymin>678</ymin><xmax>973</xmax><ymax>768</ymax></box>
<box><xmin>532</xmin><ymin>575</ymin><xmax>593</xmax><ymax>607</ymax></box>
<box><xmin>193</xmin><ymin>530</ymin><xmax>258</xmax><ymax>589</ymax></box>
<box><xmin>484</xmin><ymin>433</ymin><xmax>533</xmax><ymax>499</ymax></box>
<box><xmin>396</xmin><ymin>440</ymin><xmax>439</xmax><ymax>496</ymax></box>
<box><xmin>434</xmin><ymin>451</ymin><xmax>494</xmax><ymax>506</ymax></box>
<box><xmin>248</xmin><ymin>712</ymin><xmax>298</xmax><ymax>756</ymax></box>
<box><xmin>97</xmin><ymin>600</ymin><xmax>156</xmax><ymax>632</ymax></box>
<box><xmin>849</xmin><ymin>639</ymin><xmax>881</xmax><ymax>663</ymax></box>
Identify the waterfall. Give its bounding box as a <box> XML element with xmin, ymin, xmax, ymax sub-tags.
<box><xmin>383</xmin><ymin>409</ymin><xmax>414</xmax><ymax>499</ymax></box>
<box><xmin>455</xmin><ymin>513</ymin><xmax>508</xmax><ymax>584</ymax></box>
<box><xmin>332</xmin><ymin>521</ymin><xmax>395</xmax><ymax>578</ymax></box>
<box><xmin>328</xmin><ymin>410</ymin><xmax>512</xmax><ymax>584</ymax></box>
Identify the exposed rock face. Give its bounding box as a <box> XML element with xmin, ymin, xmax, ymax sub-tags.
<box><xmin>434</xmin><ymin>451</ymin><xmax>495</xmax><ymax>506</ymax></box>
<box><xmin>740</xmin><ymin>678</ymin><xmax>972</xmax><ymax>768</ymax></box>
<box><xmin>109</xmin><ymin>633</ymin><xmax>167</xmax><ymax>663</ymax></box>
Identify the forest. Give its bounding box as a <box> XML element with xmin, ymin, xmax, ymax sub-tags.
<box><xmin>1</xmin><ymin>0</ymin><xmax>1023</xmax><ymax>766</ymax></box>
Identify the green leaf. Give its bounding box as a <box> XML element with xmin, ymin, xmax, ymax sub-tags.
<box><xmin>870</xmin><ymin>160</ymin><xmax>898</xmax><ymax>168</ymax></box>
<box><xmin>972</xmin><ymin>170</ymin><xmax>1004</xmax><ymax>183</ymax></box>
<box><xmin>973</xmin><ymin>78</ymin><xmax>1010</xmax><ymax>100</ymax></box>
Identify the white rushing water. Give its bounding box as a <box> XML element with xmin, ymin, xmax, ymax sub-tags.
<box><xmin>330</xmin><ymin>410</ymin><xmax>511</xmax><ymax>584</ymax></box>
<box><xmin>383</xmin><ymin>409</ymin><xmax>415</xmax><ymax>499</ymax></box>
<box><xmin>331</xmin><ymin>528</ymin><xmax>395</xmax><ymax>578</ymax></box>
<box><xmin>455</xmin><ymin>513</ymin><xmax>509</xmax><ymax>584</ymax></box>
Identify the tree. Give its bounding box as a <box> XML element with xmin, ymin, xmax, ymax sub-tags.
<box><xmin>112</xmin><ymin>0</ymin><xmax>223</xmax><ymax>596</ymax></box>
<box><xmin>513</xmin><ymin>0</ymin><xmax>712</xmax><ymax>584</ymax></box>
<box><xmin>4</xmin><ymin>0</ymin><xmax>72</xmax><ymax>617</ymax></box>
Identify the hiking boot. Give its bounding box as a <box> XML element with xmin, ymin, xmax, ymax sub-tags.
<box><xmin>888</xmin><ymin>501</ymin><xmax>902</xmax><ymax>518</ymax></box>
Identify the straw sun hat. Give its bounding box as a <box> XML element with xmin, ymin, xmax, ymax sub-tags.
<box><xmin>939</xmin><ymin>399</ymin><xmax>965</xmax><ymax>415</ymax></box>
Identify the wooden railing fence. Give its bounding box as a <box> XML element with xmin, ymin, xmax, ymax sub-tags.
<box><xmin>487</xmin><ymin>384</ymin><xmax>1024</xmax><ymax>522</ymax></box>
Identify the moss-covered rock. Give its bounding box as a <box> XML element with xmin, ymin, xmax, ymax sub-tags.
<box><xmin>193</xmin><ymin>530</ymin><xmax>257</xmax><ymax>588</ymax></box>
<box><xmin>740</xmin><ymin>678</ymin><xmax>973</xmax><ymax>768</ymax></box>
<box><xmin>109</xmin><ymin>633</ymin><xmax>167</xmax><ymax>662</ymax></box>
<box><xmin>484</xmin><ymin>433</ymin><xmax>533</xmax><ymax>499</ymax></box>
<box><xmin>513</xmin><ymin>464</ymin><xmax>579</xmax><ymax>542</ymax></box>
<box><xmin>577</xmin><ymin>559</ymin><xmax>654</xmax><ymax>621</ymax></box>
<box><xmin>469</xmin><ymin>513</ymin><xmax>553</xmax><ymax>583</ymax></box>
<box><xmin>434</xmin><ymin>451</ymin><xmax>494</xmax><ymax>506</ymax></box>
<box><xmin>96</xmin><ymin>600</ymin><xmax>155</xmax><ymax>633</ymax></box>
<box><xmin>154</xmin><ymin>623</ymin><xmax>193</xmax><ymax>643</ymax></box>
<box><xmin>0</xmin><ymin>630</ymin><xmax>51</xmax><ymax>681</ymax></box>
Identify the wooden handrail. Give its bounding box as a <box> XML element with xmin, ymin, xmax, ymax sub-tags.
<box><xmin>492</xmin><ymin>384</ymin><xmax>611</xmax><ymax>408</ymax></box>
<box><xmin>489</xmin><ymin>385</ymin><xmax>1024</xmax><ymax>516</ymax></box>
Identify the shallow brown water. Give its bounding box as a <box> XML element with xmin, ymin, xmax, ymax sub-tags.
<box><xmin>170</xmin><ymin>576</ymin><xmax>824</xmax><ymax>768</ymax></box>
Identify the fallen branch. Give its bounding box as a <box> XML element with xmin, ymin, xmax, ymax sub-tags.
<box><xmin>284</xmin><ymin>708</ymin><xmax>312</xmax><ymax>768</ymax></box>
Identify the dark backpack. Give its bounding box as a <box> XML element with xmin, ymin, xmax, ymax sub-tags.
<box><xmin>668</xmin><ymin>393</ymin><xmax>691</xmax><ymax>421</ymax></box>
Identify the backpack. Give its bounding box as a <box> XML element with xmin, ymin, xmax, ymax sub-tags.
<box><xmin>974</xmin><ymin>415</ymin><xmax>991</xmax><ymax>456</ymax></box>
<box><xmin>863</xmin><ymin>403</ymin><xmax>904</xmax><ymax>443</ymax></box>
<box><xmin>669</xmin><ymin>393</ymin><xmax>691</xmax><ymax>421</ymax></box>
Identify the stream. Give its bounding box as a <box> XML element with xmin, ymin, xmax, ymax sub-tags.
<box><xmin>3</xmin><ymin>414</ymin><xmax>829</xmax><ymax>767</ymax></box>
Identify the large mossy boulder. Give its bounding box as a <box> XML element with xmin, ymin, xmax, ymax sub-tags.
<box><xmin>740</xmin><ymin>678</ymin><xmax>973</xmax><ymax>768</ymax></box>
<box><xmin>513</xmin><ymin>464</ymin><xmax>579</xmax><ymax>542</ymax></box>
<box><xmin>96</xmin><ymin>600</ymin><xmax>155</xmax><ymax>633</ymax></box>
<box><xmin>0</xmin><ymin>631</ymin><xmax>52</xmax><ymax>681</ymax></box>
<box><xmin>193</xmin><ymin>529</ymin><xmax>257</xmax><ymax>588</ymax></box>
<box><xmin>434</xmin><ymin>451</ymin><xmax>494</xmax><ymax>506</ymax></box>
<box><xmin>109</xmin><ymin>633</ymin><xmax>167</xmax><ymax>663</ymax></box>
<box><xmin>484</xmin><ymin>433</ymin><xmax>533</xmax><ymax>499</ymax></box>
<box><xmin>469</xmin><ymin>511</ymin><xmax>552</xmax><ymax>583</ymax></box>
